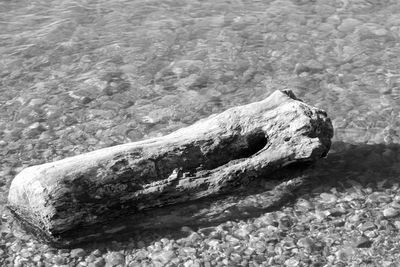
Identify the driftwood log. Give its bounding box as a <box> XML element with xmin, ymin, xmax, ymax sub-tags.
<box><xmin>8</xmin><ymin>90</ymin><xmax>333</xmax><ymax>246</ymax></box>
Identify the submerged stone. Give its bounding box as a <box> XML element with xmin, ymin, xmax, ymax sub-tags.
<box><xmin>338</xmin><ymin>18</ymin><xmax>362</xmax><ymax>33</ymax></box>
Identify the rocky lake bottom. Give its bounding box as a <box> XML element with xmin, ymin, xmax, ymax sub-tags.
<box><xmin>1</xmin><ymin>0</ymin><xmax>400</xmax><ymax>266</ymax></box>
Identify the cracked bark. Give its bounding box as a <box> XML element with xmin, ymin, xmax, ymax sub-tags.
<box><xmin>7</xmin><ymin>90</ymin><xmax>333</xmax><ymax>246</ymax></box>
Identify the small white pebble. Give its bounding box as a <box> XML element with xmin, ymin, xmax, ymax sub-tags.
<box><xmin>284</xmin><ymin>258</ymin><xmax>299</xmax><ymax>267</ymax></box>
<box><xmin>327</xmin><ymin>255</ymin><xmax>335</xmax><ymax>262</ymax></box>
<box><xmin>320</xmin><ymin>192</ymin><xmax>338</xmax><ymax>203</ymax></box>
<box><xmin>383</xmin><ymin>207</ymin><xmax>399</xmax><ymax>218</ymax></box>
<box><xmin>348</xmin><ymin>214</ymin><xmax>361</xmax><ymax>223</ymax></box>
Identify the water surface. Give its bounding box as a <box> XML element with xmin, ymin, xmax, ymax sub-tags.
<box><xmin>1</xmin><ymin>0</ymin><xmax>400</xmax><ymax>252</ymax></box>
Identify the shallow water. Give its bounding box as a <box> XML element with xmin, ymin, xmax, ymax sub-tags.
<box><xmin>1</xmin><ymin>0</ymin><xmax>400</xmax><ymax>250</ymax></box>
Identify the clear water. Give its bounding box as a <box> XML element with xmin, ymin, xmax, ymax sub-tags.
<box><xmin>1</xmin><ymin>0</ymin><xmax>400</xmax><ymax>242</ymax></box>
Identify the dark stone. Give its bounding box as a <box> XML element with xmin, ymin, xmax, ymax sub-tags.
<box><xmin>355</xmin><ymin>235</ymin><xmax>373</xmax><ymax>248</ymax></box>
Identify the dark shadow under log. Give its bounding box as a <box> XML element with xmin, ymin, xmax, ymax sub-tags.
<box><xmin>7</xmin><ymin>90</ymin><xmax>333</xmax><ymax>246</ymax></box>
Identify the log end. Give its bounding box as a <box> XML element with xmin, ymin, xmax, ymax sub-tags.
<box><xmin>7</xmin><ymin>165</ymin><xmax>56</xmax><ymax>238</ymax></box>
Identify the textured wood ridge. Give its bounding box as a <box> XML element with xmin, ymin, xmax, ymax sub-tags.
<box><xmin>7</xmin><ymin>90</ymin><xmax>333</xmax><ymax>245</ymax></box>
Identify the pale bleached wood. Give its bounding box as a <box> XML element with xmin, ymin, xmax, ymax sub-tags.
<box><xmin>7</xmin><ymin>90</ymin><xmax>333</xmax><ymax>245</ymax></box>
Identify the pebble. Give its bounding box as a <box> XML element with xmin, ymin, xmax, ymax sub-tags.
<box><xmin>329</xmin><ymin>206</ymin><xmax>347</xmax><ymax>217</ymax></box>
<box><xmin>327</xmin><ymin>14</ymin><xmax>341</xmax><ymax>25</ymax></box>
<box><xmin>314</xmin><ymin>210</ymin><xmax>330</xmax><ymax>222</ymax></box>
<box><xmin>43</xmin><ymin>251</ymin><xmax>55</xmax><ymax>260</ymax></box>
<box><xmin>81</xmin><ymin>96</ymin><xmax>93</xmax><ymax>104</ymax></box>
<box><xmin>19</xmin><ymin>249</ymin><xmax>32</xmax><ymax>258</ymax></box>
<box><xmin>89</xmin><ymin>257</ymin><xmax>105</xmax><ymax>267</ymax></box>
<box><xmin>295</xmin><ymin>199</ymin><xmax>313</xmax><ymax>211</ymax></box>
<box><xmin>358</xmin><ymin>23</ymin><xmax>389</xmax><ymax>39</ymax></box>
<box><xmin>53</xmin><ymin>255</ymin><xmax>68</xmax><ymax>265</ymax></box>
<box><xmin>149</xmin><ymin>250</ymin><xmax>175</xmax><ymax>265</ymax></box>
<box><xmin>383</xmin><ymin>207</ymin><xmax>399</xmax><ymax>218</ymax></box>
<box><xmin>22</xmin><ymin>122</ymin><xmax>46</xmax><ymax>138</ymax></box>
<box><xmin>393</xmin><ymin>221</ymin><xmax>400</xmax><ymax>230</ymax></box>
<box><xmin>71</xmin><ymin>248</ymin><xmax>86</xmax><ymax>258</ymax></box>
<box><xmin>233</xmin><ymin>227</ymin><xmax>250</xmax><ymax>239</ymax></box>
<box><xmin>207</xmin><ymin>239</ymin><xmax>219</xmax><ymax>249</ymax></box>
<box><xmin>105</xmin><ymin>252</ymin><xmax>125</xmax><ymax>266</ymax></box>
<box><xmin>354</xmin><ymin>235</ymin><xmax>372</xmax><ymax>248</ymax></box>
<box><xmin>278</xmin><ymin>216</ymin><xmax>293</xmax><ymax>231</ymax></box>
<box><xmin>225</xmin><ymin>234</ymin><xmax>240</xmax><ymax>245</ymax></box>
<box><xmin>337</xmin><ymin>18</ymin><xmax>361</xmax><ymax>33</ymax></box>
<box><xmin>180</xmin><ymin>246</ymin><xmax>197</xmax><ymax>256</ymax></box>
<box><xmin>319</xmin><ymin>193</ymin><xmax>338</xmax><ymax>204</ymax></box>
<box><xmin>187</xmin><ymin>232</ymin><xmax>202</xmax><ymax>243</ymax></box>
<box><xmin>85</xmin><ymin>255</ymin><xmax>96</xmax><ymax>262</ymax></box>
<box><xmin>284</xmin><ymin>258</ymin><xmax>299</xmax><ymax>267</ymax></box>
<box><xmin>293</xmin><ymin>60</ymin><xmax>324</xmax><ymax>75</ymax></box>
<box><xmin>364</xmin><ymin>230</ymin><xmax>377</xmax><ymax>239</ymax></box>
<box><xmin>333</xmin><ymin>219</ymin><xmax>346</xmax><ymax>227</ymax></box>
<box><xmin>32</xmin><ymin>254</ymin><xmax>42</xmax><ymax>262</ymax></box>
<box><xmin>92</xmin><ymin>249</ymin><xmax>102</xmax><ymax>257</ymax></box>
<box><xmin>360</xmin><ymin>221</ymin><xmax>376</xmax><ymax>231</ymax></box>
<box><xmin>296</xmin><ymin>237</ymin><xmax>314</xmax><ymax>249</ymax></box>
<box><xmin>367</xmin><ymin>192</ymin><xmax>392</xmax><ymax>203</ymax></box>
<box><xmin>348</xmin><ymin>214</ymin><xmax>362</xmax><ymax>223</ymax></box>
<box><xmin>198</xmin><ymin>226</ymin><xmax>215</xmax><ymax>236</ymax></box>
<box><xmin>184</xmin><ymin>259</ymin><xmax>201</xmax><ymax>267</ymax></box>
<box><xmin>28</xmin><ymin>98</ymin><xmax>46</xmax><ymax>106</ymax></box>
<box><xmin>382</xmin><ymin>261</ymin><xmax>396</xmax><ymax>267</ymax></box>
<box><xmin>335</xmin><ymin>246</ymin><xmax>355</xmax><ymax>261</ymax></box>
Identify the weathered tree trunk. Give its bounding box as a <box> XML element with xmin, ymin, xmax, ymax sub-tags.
<box><xmin>8</xmin><ymin>90</ymin><xmax>333</xmax><ymax>246</ymax></box>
